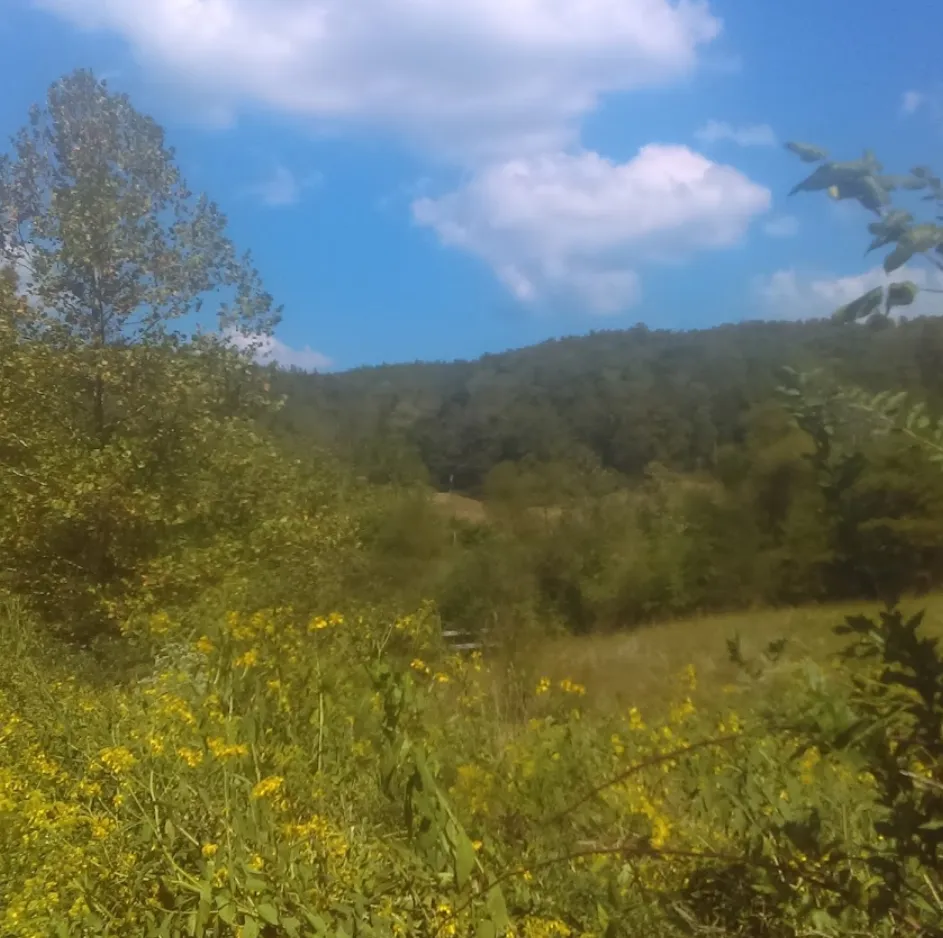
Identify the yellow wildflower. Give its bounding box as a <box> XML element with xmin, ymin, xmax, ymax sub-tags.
<box><xmin>308</xmin><ymin>616</ymin><xmax>329</xmax><ymax>632</ymax></box>
<box><xmin>234</xmin><ymin>649</ymin><xmax>259</xmax><ymax>669</ymax></box>
<box><xmin>535</xmin><ymin>677</ymin><xmax>551</xmax><ymax>695</ymax></box>
<box><xmin>251</xmin><ymin>775</ymin><xmax>285</xmax><ymax>800</ymax></box>
<box><xmin>177</xmin><ymin>746</ymin><xmax>204</xmax><ymax>768</ymax></box>
<box><xmin>670</xmin><ymin>696</ymin><xmax>695</xmax><ymax>723</ymax></box>
<box><xmin>434</xmin><ymin>672</ymin><xmax>450</xmax><ymax>684</ymax></box>
<box><xmin>99</xmin><ymin>746</ymin><xmax>136</xmax><ymax>775</ymax></box>
<box><xmin>157</xmin><ymin>693</ymin><xmax>196</xmax><ymax>726</ymax></box>
<box><xmin>201</xmin><ymin>843</ymin><xmax>219</xmax><ymax>859</ymax></box>
<box><xmin>207</xmin><ymin>737</ymin><xmax>248</xmax><ymax>760</ymax></box>
<box><xmin>194</xmin><ymin>635</ymin><xmax>215</xmax><ymax>655</ymax></box>
<box><xmin>410</xmin><ymin>658</ymin><xmax>430</xmax><ymax>675</ymax></box>
<box><xmin>522</xmin><ymin>916</ymin><xmax>572</xmax><ymax>938</ymax></box>
<box><xmin>559</xmin><ymin>678</ymin><xmax>586</xmax><ymax>696</ymax></box>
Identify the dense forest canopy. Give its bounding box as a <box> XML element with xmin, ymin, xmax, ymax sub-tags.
<box><xmin>270</xmin><ymin>315</ymin><xmax>943</xmax><ymax>492</ymax></box>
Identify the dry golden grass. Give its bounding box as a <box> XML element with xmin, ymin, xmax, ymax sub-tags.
<box><xmin>430</xmin><ymin>491</ymin><xmax>489</xmax><ymax>523</ymax></box>
<box><xmin>529</xmin><ymin>595</ymin><xmax>943</xmax><ymax>715</ymax></box>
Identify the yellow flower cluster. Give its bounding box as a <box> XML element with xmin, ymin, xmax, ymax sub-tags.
<box><xmin>194</xmin><ymin>635</ymin><xmax>215</xmax><ymax>655</ymax></box>
<box><xmin>251</xmin><ymin>775</ymin><xmax>285</xmax><ymax>800</ymax></box>
<box><xmin>521</xmin><ymin>916</ymin><xmax>573</xmax><ymax>938</ymax></box>
<box><xmin>234</xmin><ymin>648</ymin><xmax>259</xmax><ymax>669</ymax></box>
<box><xmin>177</xmin><ymin>745</ymin><xmax>204</xmax><ymax>767</ymax></box>
<box><xmin>98</xmin><ymin>746</ymin><xmax>137</xmax><ymax>775</ymax></box>
<box><xmin>155</xmin><ymin>691</ymin><xmax>196</xmax><ymax>727</ymax></box>
<box><xmin>308</xmin><ymin>611</ymin><xmax>345</xmax><ymax>632</ymax></box>
<box><xmin>282</xmin><ymin>814</ymin><xmax>350</xmax><ymax>861</ymax></box>
<box><xmin>207</xmin><ymin>737</ymin><xmax>249</xmax><ymax>759</ymax></box>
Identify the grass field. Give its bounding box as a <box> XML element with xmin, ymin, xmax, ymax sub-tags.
<box><xmin>528</xmin><ymin>595</ymin><xmax>943</xmax><ymax>714</ymax></box>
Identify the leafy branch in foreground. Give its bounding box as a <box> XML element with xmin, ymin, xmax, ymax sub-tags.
<box><xmin>786</xmin><ymin>142</ymin><xmax>943</xmax><ymax>323</ymax></box>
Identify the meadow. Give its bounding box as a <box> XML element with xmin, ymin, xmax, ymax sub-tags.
<box><xmin>3</xmin><ymin>71</ymin><xmax>943</xmax><ymax>937</ymax></box>
<box><xmin>3</xmin><ymin>588</ymin><xmax>941</xmax><ymax>937</ymax></box>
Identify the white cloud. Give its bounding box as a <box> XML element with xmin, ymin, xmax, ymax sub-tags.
<box><xmin>227</xmin><ymin>331</ymin><xmax>333</xmax><ymax>370</ymax></box>
<box><xmin>413</xmin><ymin>145</ymin><xmax>771</xmax><ymax>314</ymax></box>
<box><xmin>33</xmin><ymin>0</ymin><xmax>780</xmax><ymax>319</ymax></box>
<box><xmin>762</xmin><ymin>215</ymin><xmax>799</xmax><ymax>238</ymax></box>
<box><xmin>248</xmin><ymin>165</ymin><xmax>322</xmax><ymax>208</ymax></box>
<box><xmin>694</xmin><ymin>120</ymin><xmax>776</xmax><ymax>147</ymax></box>
<box><xmin>32</xmin><ymin>0</ymin><xmax>722</xmax><ymax>162</ymax></box>
<box><xmin>901</xmin><ymin>90</ymin><xmax>925</xmax><ymax>115</ymax></box>
<box><xmin>753</xmin><ymin>265</ymin><xmax>943</xmax><ymax>322</ymax></box>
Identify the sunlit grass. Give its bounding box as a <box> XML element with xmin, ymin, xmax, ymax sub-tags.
<box><xmin>530</xmin><ymin>594</ymin><xmax>943</xmax><ymax>714</ymax></box>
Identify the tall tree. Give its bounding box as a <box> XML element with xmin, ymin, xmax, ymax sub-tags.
<box><xmin>0</xmin><ymin>68</ymin><xmax>279</xmax><ymax>440</ymax></box>
<box><xmin>0</xmin><ymin>71</ymin><xmax>282</xmax><ymax>638</ymax></box>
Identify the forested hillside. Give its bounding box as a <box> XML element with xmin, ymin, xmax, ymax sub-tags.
<box><xmin>271</xmin><ymin>316</ymin><xmax>943</xmax><ymax>491</ymax></box>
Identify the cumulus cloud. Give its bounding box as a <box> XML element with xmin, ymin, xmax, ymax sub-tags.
<box><xmin>762</xmin><ymin>215</ymin><xmax>799</xmax><ymax>238</ymax></box>
<box><xmin>32</xmin><ymin>0</ymin><xmax>779</xmax><ymax>317</ymax></box>
<box><xmin>413</xmin><ymin>145</ymin><xmax>771</xmax><ymax>313</ymax></box>
<box><xmin>227</xmin><ymin>331</ymin><xmax>333</xmax><ymax>371</ymax></box>
<box><xmin>694</xmin><ymin>120</ymin><xmax>776</xmax><ymax>147</ymax></box>
<box><xmin>32</xmin><ymin>0</ymin><xmax>722</xmax><ymax>162</ymax></box>
<box><xmin>753</xmin><ymin>265</ymin><xmax>943</xmax><ymax>321</ymax></box>
<box><xmin>248</xmin><ymin>165</ymin><xmax>322</xmax><ymax>208</ymax></box>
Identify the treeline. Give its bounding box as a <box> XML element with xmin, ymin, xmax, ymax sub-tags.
<box><xmin>256</xmin><ymin>317</ymin><xmax>943</xmax><ymax>634</ymax></box>
<box><xmin>269</xmin><ymin>316</ymin><xmax>943</xmax><ymax>492</ymax></box>
<box><xmin>358</xmin><ymin>406</ymin><xmax>943</xmax><ymax>636</ymax></box>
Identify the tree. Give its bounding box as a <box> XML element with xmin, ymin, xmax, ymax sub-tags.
<box><xmin>0</xmin><ymin>71</ymin><xmax>283</xmax><ymax>639</ymax></box>
<box><xmin>0</xmin><ymin>69</ymin><xmax>279</xmax><ymax>436</ymax></box>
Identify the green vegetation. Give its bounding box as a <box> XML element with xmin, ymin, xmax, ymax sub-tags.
<box><xmin>3</xmin><ymin>71</ymin><xmax>943</xmax><ymax>937</ymax></box>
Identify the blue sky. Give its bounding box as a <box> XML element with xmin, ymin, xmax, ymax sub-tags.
<box><xmin>2</xmin><ymin>0</ymin><xmax>942</xmax><ymax>370</ymax></box>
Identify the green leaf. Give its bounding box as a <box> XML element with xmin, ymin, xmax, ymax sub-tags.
<box><xmin>790</xmin><ymin>160</ymin><xmax>871</xmax><ymax>196</ymax></box>
<box><xmin>454</xmin><ymin>831</ymin><xmax>476</xmax><ymax>891</ymax></box>
<box><xmin>832</xmin><ymin>287</ymin><xmax>884</xmax><ymax>323</ymax></box>
<box><xmin>884</xmin><ymin>241</ymin><xmax>916</xmax><ymax>273</ymax></box>
<box><xmin>242</xmin><ymin>918</ymin><xmax>260</xmax><ymax>938</ymax></box>
<box><xmin>785</xmin><ymin>141</ymin><xmax>829</xmax><ymax>163</ymax></box>
<box><xmin>486</xmin><ymin>884</ymin><xmax>511</xmax><ymax>935</ymax></box>
<box><xmin>257</xmin><ymin>903</ymin><xmax>279</xmax><ymax>926</ymax></box>
<box><xmin>886</xmin><ymin>280</ymin><xmax>919</xmax><ymax>313</ymax></box>
<box><xmin>217</xmin><ymin>904</ymin><xmax>237</xmax><ymax>926</ymax></box>
<box><xmin>825</xmin><ymin>175</ymin><xmax>890</xmax><ymax>214</ymax></box>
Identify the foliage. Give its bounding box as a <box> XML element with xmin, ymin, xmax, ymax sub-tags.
<box><xmin>5</xmin><ymin>70</ymin><xmax>943</xmax><ymax>938</ymax></box>
<box><xmin>785</xmin><ymin>142</ymin><xmax>943</xmax><ymax>322</ymax></box>
<box><xmin>0</xmin><ymin>72</ymin><xmax>290</xmax><ymax>641</ymax></box>
<box><xmin>0</xmin><ymin>591</ymin><xmax>878</xmax><ymax>938</ymax></box>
